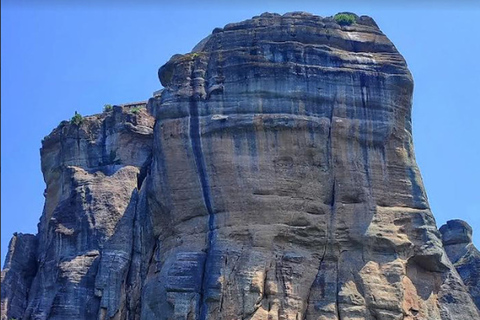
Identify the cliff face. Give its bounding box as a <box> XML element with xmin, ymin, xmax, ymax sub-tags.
<box><xmin>1</xmin><ymin>12</ymin><xmax>479</xmax><ymax>320</ymax></box>
<box><xmin>2</xmin><ymin>105</ymin><xmax>155</xmax><ymax>320</ymax></box>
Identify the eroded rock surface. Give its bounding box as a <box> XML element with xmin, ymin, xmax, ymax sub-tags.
<box><xmin>2</xmin><ymin>12</ymin><xmax>479</xmax><ymax>320</ymax></box>
<box><xmin>440</xmin><ymin>220</ymin><xmax>480</xmax><ymax>310</ymax></box>
<box><xmin>2</xmin><ymin>105</ymin><xmax>155</xmax><ymax>320</ymax></box>
<box><xmin>1</xmin><ymin>234</ymin><xmax>38</xmax><ymax>320</ymax></box>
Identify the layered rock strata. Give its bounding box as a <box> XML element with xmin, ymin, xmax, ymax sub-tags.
<box><xmin>440</xmin><ymin>220</ymin><xmax>480</xmax><ymax>310</ymax></box>
<box><xmin>2</xmin><ymin>12</ymin><xmax>479</xmax><ymax>320</ymax></box>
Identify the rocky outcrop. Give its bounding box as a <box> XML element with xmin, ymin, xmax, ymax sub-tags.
<box><xmin>2</xmin><ymin>105</ymin><xmax>155</xmax><ymax>320</ymax></box>
<box><xmin>440</xmin><ymin>220</ymin><xmax>480</xmax><ymax>310</ymax></box>
<box><xmin>2</xmin><ymin>12</ymin><xmax>479</xmax><ymax>320</ymax></box>
<box><xmin>1</xmin><ymin>234</ymin><xmax>38</xmax><ymax>320</ymax></box>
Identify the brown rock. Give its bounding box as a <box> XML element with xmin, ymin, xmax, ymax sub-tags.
<box><xmin>144</xmin><ymin>12</ymin><xmax>478</xmax><ymax>320</ymax></box>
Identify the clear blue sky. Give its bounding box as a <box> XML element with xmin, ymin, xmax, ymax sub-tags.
<box><xmin>2</xmin><ymin>1</ymin><xmax>479</xmax><ymax>266</ymax></box>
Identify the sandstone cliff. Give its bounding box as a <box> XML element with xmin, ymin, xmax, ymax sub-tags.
<box><xmin>2</xmin><ymin>12</ymin><xmax>479</xmax><ymax>320</ymax></box>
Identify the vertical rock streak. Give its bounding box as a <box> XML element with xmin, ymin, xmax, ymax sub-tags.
<box><xmin>188</xmin><ymin>97</ymin><xmax>216</xmax><ymax>242</ymax></box>
<box><xmin>188</xmin><ymin>96</ymin><xmax>216</xmax><ymax>319</ymax></box>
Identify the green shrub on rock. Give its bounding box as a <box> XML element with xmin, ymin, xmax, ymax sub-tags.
<box><xmin>334</xmin><ymin>13</ymin><xmax>356</xmax><ymax>26</ymax></box>
<box><xmin>70</xmin><ymin>112</ymin><xmax>83</xmax><ymax>125</ymax></box>
<box><xmin>103</xmin><ymin>104</ymin><xmax>113</xmax><ymax>112</ymax></box>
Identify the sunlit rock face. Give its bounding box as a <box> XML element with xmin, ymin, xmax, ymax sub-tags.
<box><xmin>144</xmin><ymin>12</ymin><xmax>478</xmax><ymax>320</ymax></box>
<box><xmin>1</xmin><ymin>12</ymin><xmax>479</xmax><ymax>320</ymax></box>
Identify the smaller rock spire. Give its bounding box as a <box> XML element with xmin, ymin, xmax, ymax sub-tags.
<box><xmin>440</xmin><ymin>219</ymin><xmax>480</xmax><ymax>309</ymax></box>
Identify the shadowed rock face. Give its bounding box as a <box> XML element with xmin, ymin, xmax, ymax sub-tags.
<box><xmin>1</xmin><ymin>12</ymin><xmax>479</xmax><ymax>320</ymax></box>
<box><xmin>2</xmin><ymin>106</ymin><xmax>155</xmax><ymax>320</ymax></box>
<box><xmin>1</xmin><ymin>234</ymin><xmax>38</xmax><ymax>319</ymax></box>
<box><xmin>440</xmin><ymin>220</ymin><xmax>480</xmax><ymax>310</ymax></box>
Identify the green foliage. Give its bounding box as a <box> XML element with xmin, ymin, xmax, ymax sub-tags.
<box><xmin>131</xmin><ymin>107</ymin><xmax>141</xmax><ymax>114</ymax></box>
<box><xmin>180</xmin><ymin>52</ymin><xmax>203</xmax><ymax>62</ymax></box>
<box><xmin>70</xmin><ymin>112</ymin><xmax>83</xmax><ymax>126</ymax></box>
<box><xmin>103</xmin><ymin>104</ymin><xmax>113</xmax><ymax>112</ymax></box>
<box><xmin>334</xmin><ymin>13</ymin><xmax>356</xmax><ymax>26</ymax></box>
<box><xmin>185</xmin><ymin>52</ymin><xmax>200</xmax><ymax>59</ymax></box>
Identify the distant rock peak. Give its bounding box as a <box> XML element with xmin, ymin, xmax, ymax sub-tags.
<box><xmin>440</xmin><ymin>219</ymin><xmax>474</xmax><ymax>245</ymax></box>
<box><xmin>440</xmin><ymin>219</ymin><xmax>480</xmax><ymax>310</ymax></box>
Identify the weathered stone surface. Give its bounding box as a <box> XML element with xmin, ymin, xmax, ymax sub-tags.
<box><xmin>1</xmin><ymin>12</ymin><xmax>479</xmax><ymax>320</ymax></box>
<box><xmin>1</xmin><ymin>233</ymin><xmax>38</xmax><ymax>320</ymax></box>
<box><xmin>440</xmin><ymin>220</ymin><xmax>480</xmax><ymax>310</ymax></box>
<box><xmin>145</xmin><ymin>12</ymin><xmax>479</xmax><ymax>320</ymax></box>
<box><xmin>2</xmin><ymin>105</ymin><xmax>155</xmax><ymax>320</ymax></box>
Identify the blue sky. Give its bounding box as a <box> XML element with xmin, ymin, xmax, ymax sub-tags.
<box><xmin>2</xmin><ymin>1</ymin><xmax>479</xmax><ymax>266</ymax></box>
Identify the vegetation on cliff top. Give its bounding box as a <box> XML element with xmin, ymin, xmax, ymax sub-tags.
<box><xmin>70</xmin><ymin>112</ymin><xmax>83</xmax><ymax>125</ymax></box>
<box><xmin>103</xmin><ymin>104</ymin><xmax>113</xmax><ymax>112</ymax></box>
<box><xmin>334</xmin><ymin>13</ymin><xmax>356</xmax><ymax>26</ymax></box>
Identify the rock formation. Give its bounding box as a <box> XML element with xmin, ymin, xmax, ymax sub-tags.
<box><xmin>2</xmin><ymin>105</ymin><xmax>155</xmax><ymax>320</ymax></box>
<box><xmin>2</xmin><ymin>12</ymin><xmax>479</xmax><ymax>320</ymax></box>
<box><xmin>440</xmin><ymin>220</ymin><xmax>480</xmax><ymax>310</ymax></box>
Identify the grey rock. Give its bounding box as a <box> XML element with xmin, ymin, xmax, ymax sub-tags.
<box><xmin>2</xmin><ymin>12</ymin><xmax>479</xmax><ymax>320</ymax></box>
<box><xmin>1</xmin><ymin>233</ymin><xmax>38</xmax><ymax>320</ymax></box>
<box><xmin>440</xmin><ymin>219</ymin><xmax>480</xmax><ymax>310</ymax></box>
<box><xmin>2</xmin><ymin>106</ymin><xmax>155</xmax><ymax>320</ymax></box>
